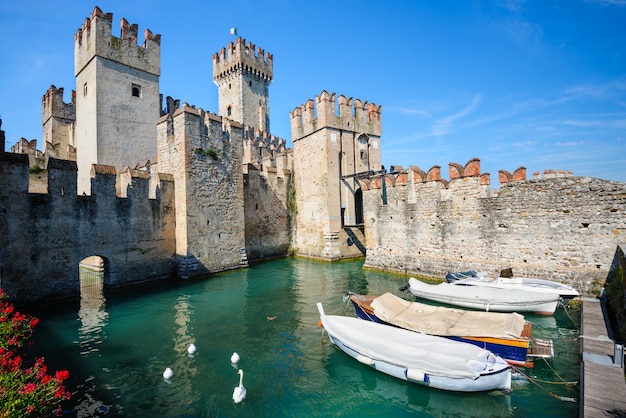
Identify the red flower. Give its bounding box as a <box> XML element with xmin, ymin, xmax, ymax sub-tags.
<box><xmin>55</xmin><ymin>370</ymin><xmax>70</xmax><ymax>382</ymax></box>
<box><xmin>18</xmin><ymin>382</ymin><xmax>37</xmax><ymax>395</ymax></box>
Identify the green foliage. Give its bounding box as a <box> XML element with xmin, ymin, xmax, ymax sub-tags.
<box><xmin>194</xmin><ymin>147</ymin><xmax>218</xmax><ymax>160</ymax></box>
<box><xmin>605</xmin><ymin>266</ymin><xmax>626</xmax><ymax>343</ymax></box>
<box><xmin>28</xmin><ymin>165</ymin><xmax>43</xmax><ymax>174</ymax></box>
<box><xmin>0</xmin><ymin>289</ymin><xmax>71</xmax><ymax>417</ymax></box>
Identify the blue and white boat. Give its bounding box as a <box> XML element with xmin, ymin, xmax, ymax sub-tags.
<box><xmin>348</xmin><ymin>292</ymin><xmax>554</xmax><ymax>367</ymax></box>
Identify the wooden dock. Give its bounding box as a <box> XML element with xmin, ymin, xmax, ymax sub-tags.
<box><xmin>580</xmin><ymin>297</ymin><xmax>626</xmax><ymax>417</ymax></box>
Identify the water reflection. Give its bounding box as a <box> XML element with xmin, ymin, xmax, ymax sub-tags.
<box><xmin>323</xmin><ymin>347</ymin><xmax>513</xmax><ymax>417</ymax></box>
<box><xmin>78</xmin><ymin>263</ymin><xmax>108</xmax><ymax>356</ymax></box>
<box><xmin>32</xmin><ymin>258</ymin><xmax>579</xmax><ymax>417</ymax></box>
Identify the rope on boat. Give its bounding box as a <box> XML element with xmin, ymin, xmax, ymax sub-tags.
<box><xmin>511</xmin><ymin>365</ymin><xmax>578</xmax><ymax>402</ymax></box>
<box><xmin>536</xmin><ymin>357</ymin><xmax>578</xmax><ymax>386</ymax></box>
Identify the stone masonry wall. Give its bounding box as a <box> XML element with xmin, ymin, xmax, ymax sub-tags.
<box><xmin>157</xmin><ymin>105</ymin><xmax>247</xmax><ymax>278</ymax></box>
<box><xmin>362</xmin><ymin>166</ymin><xmax>626</xmax><ymax>295</ymax></box>
<box><xmin>244</xmin><ymin>164</ymin><xmax>292</xmax><ymax>260</ymax></box>
<box><xmin>0</xmin><ymin>154</ymin><xmax>176</xmax><ymax>305</ymax></box>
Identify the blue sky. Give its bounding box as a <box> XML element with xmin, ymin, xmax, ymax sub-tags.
<box><xmin>1</xmin><ymin>0</ymin><xmax>625</xmax><ymax>185</ymax></box>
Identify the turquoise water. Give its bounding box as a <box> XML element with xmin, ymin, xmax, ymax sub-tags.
<box><xmin>29</xmin><ymin>258</ymin><xmax>580</xmax><ymax>417</ymax></box>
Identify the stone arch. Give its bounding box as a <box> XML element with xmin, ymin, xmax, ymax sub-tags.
<box><xmin>78</xmin><ymin>255</ymin><xmax>109</xmax><ymax>349</ymax></box>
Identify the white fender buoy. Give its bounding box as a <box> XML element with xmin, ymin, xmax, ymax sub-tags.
<box><xmin>231</xmin><ymin>352</ymin><xmax>240</xmax><ymax>364</ymax></box>
<box><xmin>163</xmin><ymin>367</ymin><xmax>174</xmax><ymax>380</ymax></box>
<box><xmin>232</xmin><ymin>369</ymin><xmax>247</xmax><ymax>403</ymax></box>
<box><xmin>187</xmin><ymin>343</ymin><xmax>197</xmax><ymax>355</ymax></box>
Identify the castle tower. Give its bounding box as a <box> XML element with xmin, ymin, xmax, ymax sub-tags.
<box><xmin>73</xmin><ymin>7</ymin><xmax>161</xmax><ymax>193</ymax></box>
<box><xmin>290</xmin><ymin>91</ymin><xmax>382</xmax><ymax>260</ymax></box>
<box><xmin>212</xmin><ymin>38</ymin><xmax>273</xmax><ymax>132</ymax></box>
<box><xmin>42</xmin><ymin>85</ymin><xmax>76</xmax><ymax>160</ymax></box>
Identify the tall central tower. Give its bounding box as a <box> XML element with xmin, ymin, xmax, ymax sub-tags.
<box><xmin>212</xmin><ymin>38</ymin><xmax>273</xmax><ymax>132</ymax></box>
<box><xmin>73</xmin><ymin>7</ymin><xmax>161</xmax><ymax>193</ymax></box>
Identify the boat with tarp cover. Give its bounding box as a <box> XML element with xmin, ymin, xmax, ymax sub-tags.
<box><xmin>316</xmin><ymin>302</ymin><xmax>512</xmax><ymax>392</ymax></box>
<box><xmin>348</xmin><ymin>292</ymin><xmax>554</xmax><ymax>366</ymax></box>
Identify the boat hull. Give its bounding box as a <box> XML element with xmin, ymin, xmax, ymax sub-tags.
<box><xmin>329</xmin><ymin>333</ymin><xmax>512</xmax><ymax>392</ymax></box>
<box><xmin>446</xmin><ymin>272</ymin><xmax>579</xmax><ymax>300</ymax></box>
<box><xmin>408</xmin><ymin>278</ymin><xmax>560</xmax><ymax>315</ymax></box>
<box><xmin>318</xmin><ymin>303</ymin><xmax>512</xmax><ymax>393</ymax></box>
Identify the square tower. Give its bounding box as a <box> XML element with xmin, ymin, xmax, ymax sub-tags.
<box><xmin>212</xmin><ymin>38</ymin><xmax>273</xmax><ymax>133</ymax></box>
<box><xmin>73</xmin><ymin>7</ymin><xmax>161</xmax><ymax>194</ymax></box>
<box><xmin>290</xmin><ymin>91</ymin><xmax>382</xmax><ymax>260</ymax></box>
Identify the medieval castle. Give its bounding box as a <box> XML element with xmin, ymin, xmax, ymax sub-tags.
<box><xmin>1</xmin><ymin>7</ymin><xmax>624</xmax><ymax>305</ymax></box>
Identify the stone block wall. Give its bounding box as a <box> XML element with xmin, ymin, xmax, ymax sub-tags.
<box><xmin>157</xmin><ymin>104</ymin><xmax>247</xmax><ymax>278</ymax></box>
<box><xmin>244</xmin><ymin>164</ymin><xmax>292</xmax><ymax>260</ymax></box>
<box><xmin>362</xmin><ymin>163</ymin><xmax>626</xmax><ymax>294</ymax></box>
<box><xmin>0</xmin><ymin>154</ymin><xmax>176</xmax><ymax>305</ymax></box>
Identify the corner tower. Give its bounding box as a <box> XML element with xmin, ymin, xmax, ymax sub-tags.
<box><xmin>290</xmin><ymin>91</ymin><xmax>382</xmax><ymax>261</ymax></box>
<box><xmin>212</xmin><ymin>38</ymin><xmax>273</xmax><ymax>132</ymax></box>
<box><xmin>73</xmin><ymin>7</ymin><xmax>161</xmax><ymax>193</ymax></box>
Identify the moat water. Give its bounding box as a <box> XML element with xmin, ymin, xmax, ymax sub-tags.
<box><xmin>29</xmin><ymin>258</ymin><xmax>580</xmax><ymax>417</ymax></box>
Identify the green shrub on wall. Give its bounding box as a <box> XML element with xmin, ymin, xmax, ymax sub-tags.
<box><xmin>194</xmin><ymin>147</ymin><xmax>218</xmax><ymax>160</ymax></box>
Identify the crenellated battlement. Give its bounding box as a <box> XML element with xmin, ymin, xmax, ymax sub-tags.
<box><xmin>74</xmin><ymin>6</ymin><xmax>161</xmax><ymax>77</ymax></box>
<box><xmin>212</xmin><ymin>37</ymin><xmax>273</xmax><ymax>84</ymax></box>
<box><xmin>42</xmin><ymin>85</ymin><xmax>75</xmax><ymax>125</ymax></box>
<box><xmin>0</xmin><ymin>153</ymin><xmax>172</xmax><ymax>204</ymax></box>
<box><xmin>363</xmin><ymin>158</ymin><xmax>576</xmax><ymax>193</ymax></box>
<box><xmin>242</xmin><ymin>129</ymin><xmax>291</xmax><ymax>175</ymax></box>
<box><xmin>290</xmin><ymin>90</ymin><xmax>382</xmax><ymax>141</ymax></box>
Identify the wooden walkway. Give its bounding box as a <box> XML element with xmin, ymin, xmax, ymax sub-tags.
<box><xmin>580</xmin><ymin>298</ymin><xmax>626</xmax><ymax>417</ymax></box>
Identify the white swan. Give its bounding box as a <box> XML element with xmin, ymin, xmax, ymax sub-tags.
<box><xmin>232</xmin><ymin>369</ymin><xmax>246</xmax><ymax>403</ymax></box>
<box><xmin>162</xmin><ymin>367</ymin><xmax>174</xmax><ymax>380</ymax></box>
<box><xmin>187</xmin><ymin>343</ymin><xmax>197</xmax><ymax>355</ymax></box>
<box><xmin>230</xmin><ymin>352</ymin><xmax>240</xmax><ymax>364</ymax></box>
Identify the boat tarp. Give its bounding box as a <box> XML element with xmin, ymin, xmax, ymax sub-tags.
<box><xmin>371</xmin><ymin>292</ymin><xmax>526</xmax><ymax>339</ymax></box>
<box><xmin>321</xmin><ymin>311</ymin><xmax>492</xmax><ymax>379</ymax></box>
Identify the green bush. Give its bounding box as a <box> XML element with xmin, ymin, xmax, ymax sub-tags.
<box><xmin>194</xmin><ymin>147</ymin><xmax>218</xmax><ymax>160</ymax></box>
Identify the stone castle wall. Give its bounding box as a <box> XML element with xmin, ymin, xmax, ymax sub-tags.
<box><xmin>157</xmin><ymin>104</ymin><xmax>247</xmax><ymax>278</ymax></box>
<box><xmin>362</xmin><ymin>160</ymin><xmax>626</xmax><ymax>294</ymax></box>
<box><xmin>244</xmin><ymin>164</ymin><xmax>292</xmax><ymax>259</ymax></box>
<box><xmin>0</xmin><ymin>153</ymin><xmax>176</xmax><ymax>304</ymax></box>
<box><xmin>241</xmin><ymin>127</ymin><xmax>293</xmax><ymax>260</ymax></box>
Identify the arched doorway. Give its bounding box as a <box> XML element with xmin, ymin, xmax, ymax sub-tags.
<box><xmin>79</xmin><ymin>255</ymin><xmax>105</xmax><ymax>301</ymax></box>
<box><xmin>355</xmin><ymin>188</ymin><xmax>364</xmax><ymax>226</ymax></box>
<box><xmin>78</xmin><ymin>256</ymin><xmax>108</xmax><ymax>351</ymax></box>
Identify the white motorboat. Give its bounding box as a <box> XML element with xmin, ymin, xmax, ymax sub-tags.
<box><xmin>408</xmin><ymin>277</ymin><xmax>561</xmax><ymax>315</ymax></box>
<box><xmin>446</xmin><ymin>271</ymin><xmax>579</xmax><ymax>300</ymax></box>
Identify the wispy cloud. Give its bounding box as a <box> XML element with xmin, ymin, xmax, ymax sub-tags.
<box><xmin>583</xmin><ymin>0</ymin><xmax>626</xmax><ymax>6</ymax></box>
<box><xmin>494</xmin><ymin>0</ymin><xmax>543</xmax><ymax>50</ymax></box>
<box><xmin>398</xmin><ymin>108</ymin><xmax>431</xmax><ymax>118</ymax></box>
<box><xmin>430</xmin><ymin>94</ymin><xmax>482</xmax><ymax>137</ymax></box>
<box><xmin>556</xmin><ymin>140</ymin><xmax>586</xmax><ymax>146</ymax></box>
